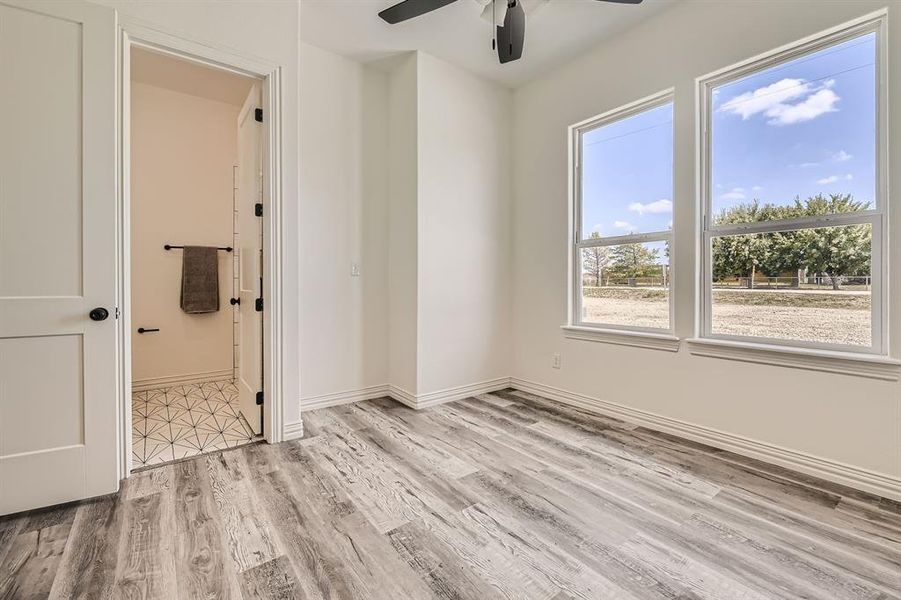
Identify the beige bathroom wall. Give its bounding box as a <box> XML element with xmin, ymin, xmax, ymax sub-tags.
<box><xmin>130</xmin><ymin>80</ymin><xmax>239</xmax><ymax>386</ymax></box>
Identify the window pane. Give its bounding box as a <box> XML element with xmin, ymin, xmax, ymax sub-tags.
<box><xmin>581</xmin><ymin>241</ymin><xmax>670</xmax><ymax>329</ymax></box>
<box><xmin>710</xmin><ymin>224</ymin><xmax>872</xmax><ymax>347</ymax></box>
<box><xmin>711</xmin><ymin>33</ymin><xmax>876</xmax><ymax>224</ymax></box>
<box><xmin>581</xmin><ymin>102</ymin><xmax>673</xmax><ymax>239</ymax></box>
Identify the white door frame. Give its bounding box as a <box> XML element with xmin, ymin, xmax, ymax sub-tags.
<box><xmin>116</xmin><ymin>18</ymin><xmax>284</xmax><ymax>479</ymax></box>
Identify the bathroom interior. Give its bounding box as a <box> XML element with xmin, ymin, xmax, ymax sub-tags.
<box><xmin>129</xmin><ymin>47</ymin><xmax>264</xmax><ymax>469</ymax></box>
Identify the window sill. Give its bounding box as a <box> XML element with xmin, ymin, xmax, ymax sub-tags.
<box><xmin>561</xmin><ymin>325</ymin><xmax>681</xmax><ymax>352</ymax></box>
<box><xmin>686</xmin><ymin>338</ymin><xmax>901</xmax><ymax>381</ymax></box>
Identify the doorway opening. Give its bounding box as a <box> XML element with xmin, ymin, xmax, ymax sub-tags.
<box><xmin>128</xmin><ymin>47</ymin><xmax>264</xmax><ymax>470</ymax></box>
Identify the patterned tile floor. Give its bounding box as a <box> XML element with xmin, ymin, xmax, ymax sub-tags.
<box><xmin>132</xmin><ymin>379</ymin><xmax>255</xmax><ymax>468</ymax></box>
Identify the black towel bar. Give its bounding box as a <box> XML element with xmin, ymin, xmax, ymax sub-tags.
<box><xmin>164</xmin><ymin>244</ymin><xmax>233</xmax><ymax>252</ymax></box>
<box><xmin>137</xmin><ymin>327</ymin><xmax>159</xmax><ymax>334</ymax></box>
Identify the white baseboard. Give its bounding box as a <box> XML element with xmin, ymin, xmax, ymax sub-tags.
<box><xmin>299</xmin><ymin>378</ymin><xmax>512</xmax><ymax>414</ymax></box>
<box><xmin>132</xmin><ymin>368</ymin><xmax>234</xmax><ymax>391</ymax></box>
<box><xmin>300</xmin><ymin>384</ymin><xmax>391</xmax><ymax>411</ymax></box>
<box><xmin>282</xmin><ymin>419</ymin><xmax>304</xmax><ymax>441</ymax></box>
<box><xmin>388</xmin><ymin>384</ymin><xmax>417</xmax><ymax>408</ymax></box>
<box><xmin>510</xmin><ymin>377</ymin><xmax>901</xmax><ymax>502</ymax></box>
<box><xmin>390</xmin><ymin>377</ymin><xmax>512</xmax><ymax>410</ymax></box>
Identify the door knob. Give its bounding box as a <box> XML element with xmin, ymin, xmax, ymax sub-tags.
<box><xmin>89</xmin><ymin>307</ymin><xmax>110</xmax><ymax>321</ymax></box>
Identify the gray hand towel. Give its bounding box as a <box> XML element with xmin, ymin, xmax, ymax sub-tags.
<box><xmin>180</xmin><ymin>246</ymin><xmax>219</xmax><ymax>313</ymax></box>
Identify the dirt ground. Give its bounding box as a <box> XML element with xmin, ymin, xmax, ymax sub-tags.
<box><xmin>581</xmin><ymin>291</ymin><xmax>871</xmax><ymax>347</ymax></box>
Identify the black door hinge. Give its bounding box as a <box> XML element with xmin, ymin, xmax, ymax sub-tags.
<box><xmin>254</xmin><ymin>108</ymin><xmax>263</xmax><ymax>123</ymax></box>
<box><xmin>255</xmin><ymin>202</ymin><xmax>263</xmax><ymax>217</ymax></box>
<box><xmin>255</xmin><ymin>391</ymin><xmax>264</xmax><ymax>405</ymax></box>
<box><xmin>255</xmin><ymin>297</ymin><xmax>263</xmax><ymax>312</ymax></box>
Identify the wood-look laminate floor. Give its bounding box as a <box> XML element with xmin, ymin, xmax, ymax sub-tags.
<box><xmin>1</xmin><ymin>389</ymin><xmax>899</xmax><ymax>599</ymax></box>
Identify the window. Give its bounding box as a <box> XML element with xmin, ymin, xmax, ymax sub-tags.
<box><xmin>700</xmin><ymin>17</ymin><xmax>886</xmax><ymax>354</ymax></box>
<box><xmin>570</xmin><ymin>92</ymin><xmax>674</xmax><ymax>335</ymax></box>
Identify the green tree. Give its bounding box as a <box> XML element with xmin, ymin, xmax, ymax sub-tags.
<box><xmin>581</xmin><ymin>232</ymin><xmax>610</xmax><ymax>286</ymax></box>
<box><xmin>712</xmin><ymin>194</ymin><xmax>871</xmax><ymax>289</ymax></box>
<box><xmin>608</xmin><ymin>243</ymin><xmax>661</xmax><ymax>279</ymax></box>
<box><xmin>798</xmin><ymin>223</ymin><xmax>870</xmax><ymax>290</ymax></box>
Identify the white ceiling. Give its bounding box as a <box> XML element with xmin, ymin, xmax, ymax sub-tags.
<box><xmin>300</xmin><ymin>0</ymin><xmax>676</xmax><ymax>88</ymax></box>
<box><xmin>131</xmin><ymin>47</ymin><xmax>257</xmax><ymax>107</ymax></box>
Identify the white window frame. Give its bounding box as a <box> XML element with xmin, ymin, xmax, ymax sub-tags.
<box><xmin>697</xmin><ymin>12</ymin><xmax>889</xmax><ymax>357</ymax></box>
<box><xmin>565</xmin><ymin>90</ymin><xmax>678</xmax><ymax>349</ymax></box>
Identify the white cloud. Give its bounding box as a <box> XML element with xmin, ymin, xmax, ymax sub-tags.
<box><xmin>767</xmin><ymin>89</ymin><xmax>839</xmax><ymax>125</ymax></box>
<box><xmin>627</xmin><ymin>198</ymin><xmax>672</xmax><ymax>215</ymax></box>
<box><xmin>817</xmin><ymin>174</ymin><xmax>853</xmax><ymax>184</ymax></box>
<box><xmin>720</xmin><ymin>187</ymin><xmax>746</xmax><ymax>201</ymax></box>
<box><xmin>720</xmin><ymin>77</ymin><xmax>840</xmax><ymax>126</ymax></box>
<box><xmin>613</xmin><ymin>220</ymin><xmax>635</xmax><ymax>231</ymax></box>
<box><xmin>751</xmin><ymin>186</ymin><xmax>764</xmax><ymax>192</ymax></box>
<box><xmin>720</xmin><ymin>78</ymin><xmax>810</xmax><ymax>119</ymax></box>
<box><xmin>832</xmin><ymin>150</ymin><xmax>852</xmax><ymax>162</ymax></box>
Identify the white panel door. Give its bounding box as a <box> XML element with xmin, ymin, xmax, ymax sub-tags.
<box><xmin>0</xmin><ymin>0</ymin><xmax>118</xmax><ymax>515</ymax></box>
<box><xmin>236</xmin><ymin>84</ymin><xmax>263</xmax><ymax>435</ymax></box>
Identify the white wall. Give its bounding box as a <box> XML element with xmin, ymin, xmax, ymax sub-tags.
<box><xmin>387</xmin><ymin>53</ymin><xmax>420</xmax><ymax>394</ymax></box>
<box><xmin>90</xmin><ymin>0</ymin><xmax>302</xmax><ymax>424</ymax></box>
<box><xmin>130</xmin><ymin>82</ymin><xmax>237</xmax><ymax>384</ymax></box>
<box><xmin>416</xmin><ymin>53</ymin><xmax>512</xmax><ymax>395</ymax></box>
<box><xmin>296</xmin><ymin>48</ymin><xmax>512</xmax><ymax>400</ymax></box>
<box><xmin>512</xmin><ymin>0</ymin><xmax>901</xmax><ymax>481</ymax></box>
<box><xmin>299</xmin><ymin>42</ymin><xmax>390</xmax><ymax>401</ymax></box>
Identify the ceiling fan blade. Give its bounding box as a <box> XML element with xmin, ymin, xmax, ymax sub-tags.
<box><xmin>594</xmin><ymin>0</ymin><xmax>644</xmax><ymax>4</ymax></box>
<box><xmin>496</xmin><ymin>1</ymin><xmax>525</xmax><ymax>64</ymax></box>
<box><xmin>378</xmin><ymin>0</ymin><xmax>459</xmax><ymax>24</ymax></box>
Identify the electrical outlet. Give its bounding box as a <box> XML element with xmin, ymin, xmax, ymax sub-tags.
<box><xmin>552</xmin><ymin>353</ymin><xmax>561</xmax><ymax>369</ymax></box>
<box><xmin>351</xmin><ymin>263</ymin><xmax>360</xmax><ymax>277</ymax></box>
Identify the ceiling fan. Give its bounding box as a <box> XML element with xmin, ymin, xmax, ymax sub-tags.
<box><xmin>378</xmin><ymin>0</ymin><xmax>644</xmax><ymax>65</ymax></box>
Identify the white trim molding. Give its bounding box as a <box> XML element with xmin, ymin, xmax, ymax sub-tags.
<box><xmin>132</xmin><ymin>369</ymin><xmax>235</xmax><ymax>391</ymax></box>
<box><xmin>297</xmin><ymin>378</ymin><xmax>514</xmax><ymax>414</ymax></box>
<box><xmin>390</xmin><ymin>377</ymin><xmax>513</xmax><ymax>410</ymax></box>
<box><xmin>282</xmin><ymin>420</ymin><xmax>304</xmax><ymax>441</ymax></box>
<box><xmin>686</xmin><ymin>338</ymin><xmax>901</xmax><ymax>381</ymax></box>
<box><xmin>510</xmin><ymin>377</ymin><xmax>901</xmax><ymax>502</ymax></box>
<box><xmin>562</xmin><ymin>326</ymin><xmax>681</xmax><ymax>352</ymax></box>
<box><xmin>300</xmin><ymin>385</ymin><xmax>392</xmax><ymax>411</ymax></box>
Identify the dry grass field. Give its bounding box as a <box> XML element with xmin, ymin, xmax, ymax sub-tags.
<box><xmin>581</xmin><ymin>288</ymin><xmax>871</xmax><ymax>346</ymax></box>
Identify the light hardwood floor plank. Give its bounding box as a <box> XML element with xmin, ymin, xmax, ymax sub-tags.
<box><xmin>112</xmin><ymin>492</ymin><xmax>178</xmax><ymax>600</ymax></box>
<box><xmin>0</xmin><ymin>390</ymin><xmax>898</xmax><ymax>599</ymax></box>
<box><xmin>172</xmin><ymin>459</ymin><xmax>242</xmax><ymax>600</ymax></box>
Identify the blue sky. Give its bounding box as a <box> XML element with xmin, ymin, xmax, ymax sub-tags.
<box><xmin>581</xmin><ymin>32</ymin><xmax>876</xmax><ymax>238</ymax></box>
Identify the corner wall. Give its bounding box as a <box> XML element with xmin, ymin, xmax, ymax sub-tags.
<box><xmin>388</xmin><ymin>53</ymin><xmax>420</xmax><ymax>395</ymax></box>
<box><xmin>511</xmin><ymin>0</ymin><xmax>901</xmax><ymax>487</ymax></box>
<box><xmin>416</xmin><ymin>53</ymin><xmax>512</xmax><ymax>396</ymax></box>
<box><xmin>299</xmin><ymin>42</ymin><xmax>391</xmax><ymax>403</ymax></box>
<box><xmin>296</xmin><ymin>48</ymin><xmax>513</xmax><ymax>404</ymax></box>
